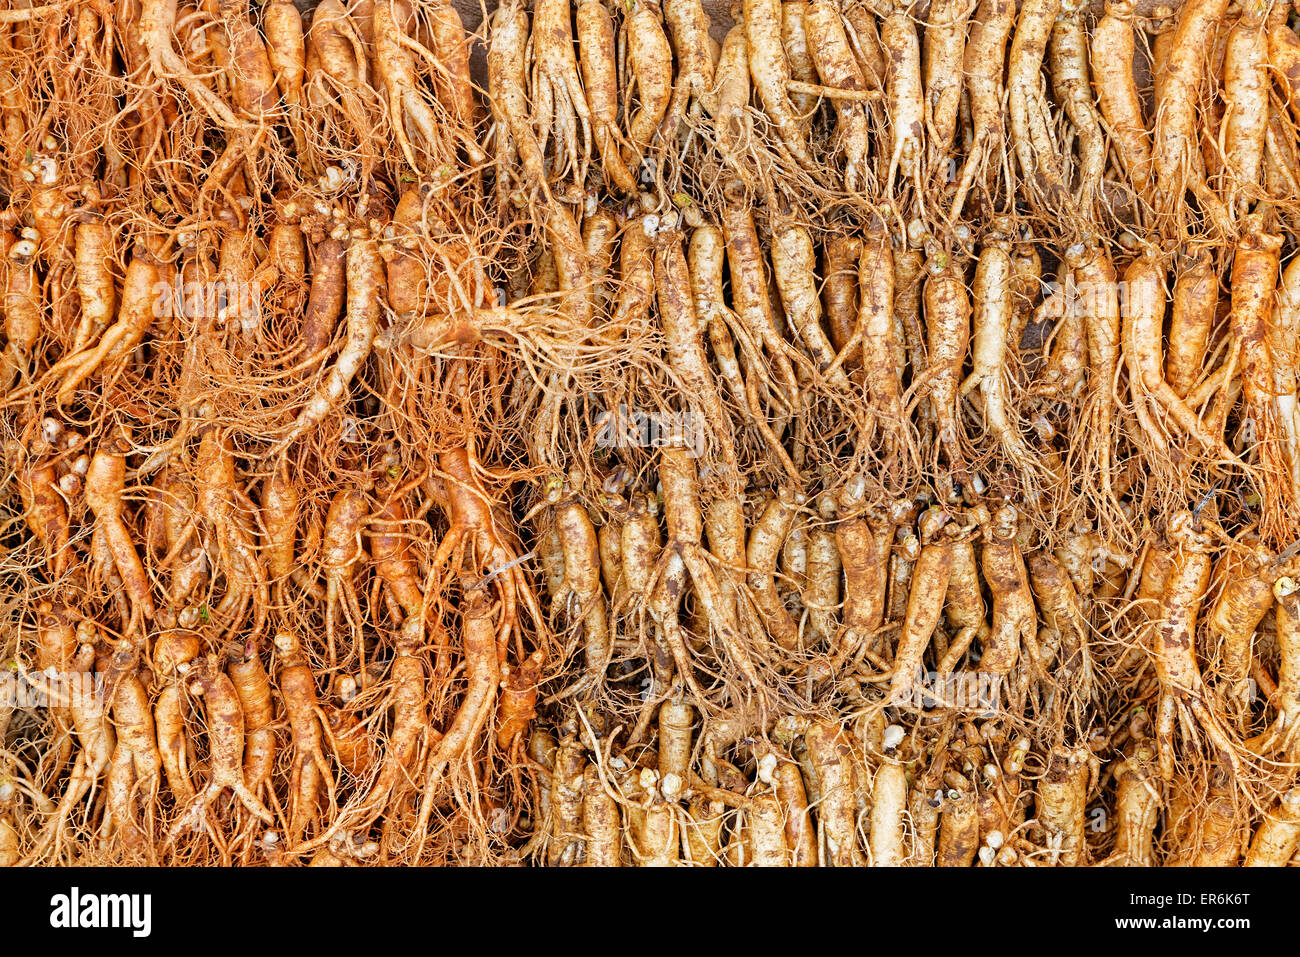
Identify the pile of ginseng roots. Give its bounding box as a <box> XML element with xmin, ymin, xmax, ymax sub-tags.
<box><xmin>3</xmin><ymin>0</ymin><xmax>1300</xmax><ymax>867</ymax></box>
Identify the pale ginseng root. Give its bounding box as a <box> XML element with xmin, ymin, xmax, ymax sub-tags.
<box><xmin>831</xmin><ymin>495</ymin><xmax>906</xmax><ymax>668</ymax></box>
<box><xmin>703</xmin><ymin>25</ymin><xmax>754</xmax><ymax>176</ymax></box>
<box><xmin>371</xmin><ymin>0</ymin><xmax>475</xmax><ymax>173</ymax></box>
<box><xmin>894</xmin><ymin>243</ymin><xmax>928</xmax><ymax>393</ymax></box>
<box><xmin>868</xmin><ymin>763</ymin><xmax>908</xmax><ymax>866</ymax></box>
<box><xmin>580</xmin><ymin>765</ymin><xmax>621</xmax><ymax>866</ymax></box>
<box><xmin>613</xmin><ymin>214</ymin><xmax>656</xmax><ymax>333</ymax></box>
<box><xmin>1151</xmin><ymin>0</ymin><xmax>1231</xmax><ymax>233</ymax></box>
<box><xmin>801</xmin><ymin>493</ymin><xmax>841</xmax><ymax>648</ymax></box>
<box><xmin>1034</xmin><ymin>745</ymin><xmax>1092</xmax><ymax>865</ymax></box>
<box><xmin>843</xmin><ymin>4</ymin><xmax>886</xmax><ymax>88</ymax></box>
<box><xmin>937</xmin><ymin>787</ymin><xmax>979</xmax><ymax>866</ymax></box>
<box><xmin>577</xmin><ymin>0</ymin><xmax>638</xmax><ymax>194</ymax></box>
<box><xmin>1026</xmin><ymin>547</ymin><xmax>1093</xmax><ymax>705</ymax></box>
<box><xmin>979</xmin><ymin>505</ymin><xmax>1039</xmax><ymax>683</ymax></box>
<box><xmin>960</xmin><ymin>230</ymin><xmax>1043</xmax><ymax>476</ymax></box>
<box><xmin>886</xmin><ymin>508</ymin><xmax>953</xmax><ymax>707</ymax></box>
<box><xmin>936</xmin><ymin>507</ymin><xmax>991</xmax><ymax>676</ymax></box>
<box><xmin>139</xmin><ymin>0</ymin><xmax>244</xmax><ymax>129</ymax></box>
<box><xmin>1151</xmin><ymin>512</ymin><xmax>1244</xmax><ymax>782</ymax></box>
<box><xmin>920</xmin><ymin>246</ymin><xmax>971</xmax><ymax>474</ymax></box>
<box><xmin>805</xmin><ymin>0</ymin><xmax>872</xmax><ymax>192</ymax></box>
<box><xmin>1098</xmin><ymin>742</ymin><xmax>1161</xmax><ymax>866</ymax></box>
<box><xmin>951</xmin><ymin>0</ymin><xmax>1015</xmax><ymax>219</ymax></box>
<box><xmin>1244</xmin><ymin>789</ymin><xmax>1300</xmax><ymax>866</ymax></box>
<box><xmin>782</xmin><ymin>1</ymin><xmax>818</xmax><ymax>133</ymax></box>
<box><xmin>777</xmin><ymin>717</ymin><xmax>866</xmax><ymax>866</ymax></box>
<box><xmin>747</xmin><ymin>488</ymin><xmax>805</xmax><ymax>655</ymax></box>
<box><xmin>766</xmin><ymin>752</ymin><xmax>816</xmax><ymax>867</ymax></box>
<box><xmin>658</xmin><ymin>448</ymin><xmax>763</xmax><ymax>690</ymax></box>
<box><xmin>1271</xmin><ymin>12</ymin><xmax>1300</xmax><ymax>130</ymax></box>
<box><xmin>3</xmin><ymin>232</ymin><xmax>43</xmax><ymax>390</ymax></box>
<box><xmin>261</xmin><ymin>0</ymin><xmax>305</xmax><ymax>156</ymax></box>
<box><xmin>659</xmin><ymin>0</ymin><xmax>714</xmax><ymax>134</ymax></box>
<box><xmin>880</xmin><ymin>9</ymin><xmax>924</xmax><ymax>200</ymax></box>
<box><xmin>922</xmin><ymin>0</ymin><xmax>970</xmax><ymax>173</ymax></box>
<box><xmin>489</xmin><ymin>0</ymin><xmax>547</xmax><ymax>192</ymax></box>
<box><xmin>1177</xmin><ymin>760</ymin><xmax>1248</xmax><ymax>866</ymax></box>
<box><xmin>531</xmin><ymin>0</ymin><xmax>592</xmax><ymax>185</ymax></box>
<box><xmin>1219</xmin><ymin>4</ymin><xmax>1268</xmax><ymax>220</ymax></box>
<box><xmin>1203</xmin><ymin>536</ymin><xmax>1282</xmax><ymax>729</ymax></box>
<box><xmin>624</xmin><ymin>0</ymin><xmax>674</xmax><ymax>166</ymax></box>
<box><xmin>720</xmin><ymin>183</ymin><xmax>801</xmax><ymax>406</ymax></box>
<box><xmin>24</xmin><ymin>640</ymin><xmax>114</xmax><ymax>863</ymax></box>
<box><xmin>1120</xmin><ymin>253</ymin><xmax>1238</xmax><ymax>463</ymax></box>
<box><xmin>426</xmin><ymin>0</ymin><xmax>478</xmax><ymax>139</ymax></box>
<box><xmin>647</xmin><ymin>547</ymin><xmax>707</xmax><ymax>702</ymax></box>
<box><xmin>1245</xmin><ymin>578</ymin><xmax>1300</xmax><ymax>759</ymax></box>
<box><xmin>655</xmin><ymin>227</ymin><xmax>742</xmax><ymax>474</ymax></box>
<box><xmin>688</xmin><ymin>224</ymin><xmax>799</xmax><ymax>480</ymax></box>
<box><xmin>1090</xmin><ymin>0</ymin><xmax>1152</xmax><ymax>202</ymax></box>
<box><xmin>743</xmin><ymin>0</ymin><xmax>817</xmax><ymax>170</ymax></box>
<box><xmin>1048</xmin><ymin>1</ymin><xmax>1105</xmax><ymax>222</ymax></box>
<box><xmin>1063</xmin><ymin>239</ymin><xmax>1124</xmax><ymax>516</ymax></box>
<box><xmin>768</xmin><ymin>214</ymin><xmax>850</xmax><ymax>392</ymax></box>
<box><xmin>822</xmin><ymin>232</ymin><xmax>863</xmax><ymax>363</ymax></box>
<box><xmin>1163</xmin><ymin>251</ymin><xmax>1218</xmax><ymax>399</ymax></box>
<box><xmin>826</xmin><ymin>222</ymin><xmax>907</xmax><ymax>465</ymax></box>
<box><xmin>554</xmin><ymin>498</ymin><xmax>611</xmax><ymax>695</ymax></box>
<box><xmin>1230</xmin><ymin>215</ymin><xmax>1291</xmax><ymax>541</ymax></box>
<box><xmin>1006</xmin><ymin>0</ymin><xmax>1070</xmax><ymax>212</ymax></box>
